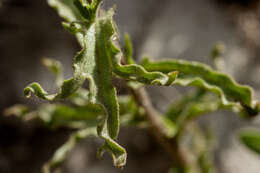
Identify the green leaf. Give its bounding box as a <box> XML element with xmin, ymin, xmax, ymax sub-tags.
<box><xmin>166</xmin><ymin>90</ymin><xmax>221</xmax><ymax>124</ymax></box>
<box><xmin>6</xmin><ymin>94</ymin><xmax>144</xmax><ymax>129</ymax></box>
<box><xmin>111</xmin><ymin>52</ymin><xmax>178</xmax><ymax>86</ymax></box>
<box><xmin>118</xmin><ymin>96</ymin><xmax>146</xmax><ymax>126</ymax></box>
<box><xmin>141</xmin><ymin>58</ymin><xmax>259</xmax><ymax>117</ymax></box>
<box><xmin>69</xmin><ymin>88</ymin><xmax>90</xmax><ymax>106</ymax></box>
<box><xmin>43</xmin><ymin>127</ymin><xmax>97</xmax><ymax>173</ymax></box>
<box><xmin>48</xmin><ymin>0</ymin><xmax>103</xmax><ymax>23</ymax></box>
<box><xmin>102</xmin><ymin>23</ymin><xmax>178</xmax><ymax>86</ymax></box>
<box><xmin>41</xmin><ymin>58</ymin><xmax>64</xmax><ymax>86</ymax></box>
<box><xmin>124</xmin><ymin>33</ymin><xmax>135</xmax><ymax>65</ymax></box>
<box><xmin>47</xmin><ymin>0</ymin><xmax>83</xmax><ymax>22</ymax></box>
<box><xmin>97</xmin><ymin>130</ymin><xmax>127</xmax><ymax>168</ymax></box>
<box><xmin>73</xmin><ymin>0</ymin><xmax>102</xmax><ymax>24</ymax></box>
<box><xmin>90</xmin><ymin>11</ymin><xmax>126</xmax><ymax>167</ymax></box>
<box><xmin>24</xmin><ymin>1</ymin><xmax>127</xmax><ymax>167</ymax></box>
<box><xmin>24</xmin><ymin>42</ymin><xmax>89</xmax><ymax>101</ymax></box>
<box><xmin>91</xmin><ymin>12</ymin><xmax>119</xmax><ymax>139</ymax></box>
<box><xmin>47</xmin><ymin>0</ymin><xmax>102</xmax><ymax>45</ymax></box>
<box><xmin>239</xmin><ymin>129</ymin><xmax>260</xmax><ymax>155</ymax></box>
<box><xmin>5</xmin><ymin>103</ymin><xmax>103</xmax><ymax>129</ymax></box>
<box><xmin>39</xmin><ymin>104</ymin><xmax>103</xmax><ymax>128</ymax></box>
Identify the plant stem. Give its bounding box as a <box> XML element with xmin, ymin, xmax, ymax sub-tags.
<box><xmin>130</xmin><ymin>87</ymin><xmax>189</xmax><ymax>170</ymax></box>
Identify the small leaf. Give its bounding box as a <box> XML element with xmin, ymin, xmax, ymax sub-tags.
<box><xmin>97</xmin><ymin>132</ymin><xmax>127</xmax><ymax>168</ymax></box>
<box><xmin>24</xmin><ymin>43</ymin><xmax>88</xmax><ymax>101</ymax></box>
<box><xmin>73</xmin><ymin>0</ymin><xmax>102</xmax><ymax>24</ymax></box>
<box><xmin>124</xmin><ymin>33</ymin><xmax>135</xmax><ymax>65</ymax></box>
<box><xmin>47</xmin><ymin>0</ymin><xmax>83</xmax><ymax>22</ymax></box>
<box><xmin>41</xmin><ymin>58</ymin><xmax>63</xmax><ymax>86</ymax></box>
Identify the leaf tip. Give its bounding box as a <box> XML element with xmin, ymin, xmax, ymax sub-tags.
<box><xmin>166</xmin><ymin>71</ymin><xmax>179</xmax><ymax>86</ymax></box>
<box><xmin>24</xmin><ymin>86</ymin><xmax>32</xmax><ymax>98</ymax></box>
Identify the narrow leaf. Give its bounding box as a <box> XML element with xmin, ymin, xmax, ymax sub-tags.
<box><xmin>24</xmin><ymin>42</ymin><xmax>89</xmax><ymax>101</ymax></box>
<box><xmin>42</xmin><ymin>58</ymin><xmax>63</xmax><ymax>86</ymax></box>
<box><xmin>166</xmin><ymin>90</ymin><xmax>221</xmax><ymax>124</ymax></box>
<box><xmin>43</xmin><ymin>128</ymin><xmax>97</xmax><ymax>173</ymax></box>
<box><xmin>124</xmin><ymin>33</ymin><xmax>135</xmax><ymax>65</ymax></box>
<box><xmin>47</xmin><ymin>0</ymin><xmax>82</xmax><ymax>22</ymax></box>
<box><xmin>142</xmin><ymin>58</ymin><xmax>259</xmax><ymax>117</ymax></box>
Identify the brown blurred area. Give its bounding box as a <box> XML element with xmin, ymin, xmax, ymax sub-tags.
<box><xmin>1</xmin><ymin>0</ymin><xmax>260</xmax><ymax>173</ymax></box>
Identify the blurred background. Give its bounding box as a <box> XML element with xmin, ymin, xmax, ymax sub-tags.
<box><xmin>1</xmin><ymin>0</ymin><xmax>260</xmax><ymax>172</ymax></box>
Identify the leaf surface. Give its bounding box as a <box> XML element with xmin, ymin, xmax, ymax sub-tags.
<box><xmin>142</xmin><ymin>58</ymin><xmax>259</xmax><ymax>117</ymax></box>
<box><xmin>24</xmin><ymin>0</ymin><xmax>126</xmax><ymax>168</ymax></box>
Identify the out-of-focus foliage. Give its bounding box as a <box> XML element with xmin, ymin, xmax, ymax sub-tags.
<box><xmin>5</xmin><ymin>0</ymin><xmax>260</xmax><ymax>172</ymax></box>
<box><xmin>239</xmin><ymin>129</ymin><xmax>260</xmax><ymax>155</ymax></box>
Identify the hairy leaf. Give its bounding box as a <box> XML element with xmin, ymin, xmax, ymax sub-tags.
<box><xmin>142</xmin><ymin>58</ymin><xmax>259</xmax><ymax>117</ymax></box>
<box><xmin>23</xmin><ymin>0</ymin><xmax>127</xmax><ymax>167</ymax></box>
<box><xmin>103</xmin><ymin>23</ymin><xmax>179</xmax><ymax>86</ymax></box>
<box><xmin>48</xmin><ymin>0</ymin><xmax>81</xmax><ymax>21</ymax></box>
<box><xmin>111</xmin><ymin>49</ymin><xmax>178</xmax><ymax>86</ymax></box>
<box><xmin>24</xmin><ymin>42</ymin><xmax>89</xmax><ymax>101</ymax></box>
<box><xmin>19</xmin><ymin>0</ymin><xmax>260</xmax><ymax>171</ymax></box>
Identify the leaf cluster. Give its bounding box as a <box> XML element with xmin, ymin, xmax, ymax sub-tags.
<box><xmin>5</xmin><ymin>0</ymin><xmax>260</xmax><ymax>172</ymax></box>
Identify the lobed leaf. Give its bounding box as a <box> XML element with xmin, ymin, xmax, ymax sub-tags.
<box><xmin>102</xmin><ymin>20</ymin><xmax>179</xmax><ymax>86</ymax></box>
<box><xmin>89</xmin><ymin>11</ymin><xmax>126</xmax><ymax>167</ymax></box>
<box><xmin>24</xmin><ymin>0</ymin><xmax>127</xmax><ymax>167</ymax></box>
<box><xmin>111</xmin><ymin>48</ymin><xmax>178</xmax><ymax>86</ymax></box>
<box><xmin>142</xmin><ymin>58</ymin><xmax>259</xmax><ymax>117</ymax></box>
